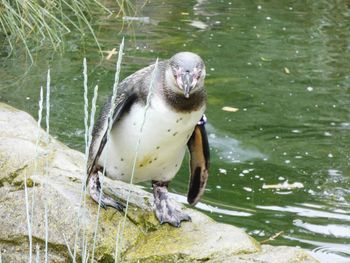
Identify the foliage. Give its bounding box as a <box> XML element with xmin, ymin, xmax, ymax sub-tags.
<box><xmin>0</xmin><ymin>0</ymin><xmax>134</xmax><ymax>62</ymax></box>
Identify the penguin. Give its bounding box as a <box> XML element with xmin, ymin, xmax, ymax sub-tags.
<box><xmin>87</xmin><ymin>52</ymin><xmax>210</xmax><ymax>227</ymax></box>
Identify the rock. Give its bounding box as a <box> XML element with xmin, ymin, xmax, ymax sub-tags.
<box><xmin>0</xmin><ymin>103</ymin><xmax>318</xmax><ymax>262</ymax></box>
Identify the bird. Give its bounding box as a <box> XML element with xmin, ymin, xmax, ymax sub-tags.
<box><xmin>87</xmin><ymin>51</ymin><xmax>210</xmax><ymax>227</ymax></box>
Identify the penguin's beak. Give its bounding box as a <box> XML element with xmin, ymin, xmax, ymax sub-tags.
<box><xmin>181</xmin><ymin>72</ymin><xmax>193</xmax><ymax>99</ymax></box>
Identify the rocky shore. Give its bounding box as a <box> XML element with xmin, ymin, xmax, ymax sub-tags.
<box><xmin>0</xmin><ymin>103</ymin><xmax>318</xmax><ymax>262</ymax></box>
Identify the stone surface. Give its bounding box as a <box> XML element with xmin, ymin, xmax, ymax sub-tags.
<box><xmin>0</xmin><ymin>103</ymin><xmax>318</xmax><ymax>262</ymax></box>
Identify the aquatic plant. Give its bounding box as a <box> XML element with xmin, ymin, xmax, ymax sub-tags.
<box><xmin>0</xmin><ymin>0</ymin><xmax>134</xmax><ymax>63</ymax></box>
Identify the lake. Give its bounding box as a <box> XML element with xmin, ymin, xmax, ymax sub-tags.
<box><xmin>0</xmin><ymin>1</ymin><xmax>349</xmax><ymax>262</ymax></box>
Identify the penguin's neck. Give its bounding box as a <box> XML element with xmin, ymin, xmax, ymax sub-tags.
<box><xmin>161</xmin><ymin>83</ymin><xmax>207</xmax><ymax>113</ymax></box>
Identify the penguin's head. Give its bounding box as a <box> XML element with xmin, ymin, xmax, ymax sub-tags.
<box><xmin>165</xmin><ymin>52</ymin><xmax>206</xmax><ymax>99</ymax></box>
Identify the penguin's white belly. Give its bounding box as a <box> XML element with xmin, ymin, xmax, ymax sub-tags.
<box><xmin>98</xmin><ymin>96</ymin><xmax>205</xmax><ymax>183</ymax></box>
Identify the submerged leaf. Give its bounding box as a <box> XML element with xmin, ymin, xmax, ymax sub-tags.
<box><xmin>260</xmin><ymin>56</ymin><xmax>272</xmax><ymax>62</ymax></box>
<box><xmin>222</xmin><ymin>106</ymin><xmax>239</xmax><ymax>112</ymax></box>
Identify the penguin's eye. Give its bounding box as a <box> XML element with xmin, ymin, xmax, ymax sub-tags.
<box><xmin>196</xmin><ymin>71</ymin><xmax>202</xmax><ymax>80</ymax></box>
<box><xmin>171</xmin><ymin>69</ymin><xmax>176</xmax><ymax>78</ymax></box>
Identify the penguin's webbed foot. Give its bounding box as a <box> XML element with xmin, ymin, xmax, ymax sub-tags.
<box><xmin>89</xmin><ymin>171</ymin><xmax>125</xmax><ymax>211</ymax></box>
<box><xmin>152</xmin><ymin>181</ymin><xmax>191</xmax><ymax>227</ymax></box>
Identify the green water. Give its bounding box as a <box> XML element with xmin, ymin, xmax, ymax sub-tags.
<box><xmin>1</xmin><ymin>1</ymin><xmax>350</xmax><ymax>262</ymax></box>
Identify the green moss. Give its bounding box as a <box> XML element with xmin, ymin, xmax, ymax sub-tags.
<box><xmin>127</xmin><ymin>207</ymin><xmax>160</xmax><ymax>232</ymax></box>
<box><xmin>126</xmin><ymin>253</ymin><xmax>191</xmax><ymax>263</ymax></box>
<box><xmin>12</xmin><ymin>177</ymin><xmax>36</xmax><ymax>190</ymax></box>
<box><xmin>0</xmin><ymin>163</ymin><xmax>28</xmax><ymax>187</ymax></box>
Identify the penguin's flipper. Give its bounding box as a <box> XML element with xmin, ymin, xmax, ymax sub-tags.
<box><xmin>86</xmin><ymin>92</ymin><xmax>138</xmax><ymax>185</ymax></box>
<box><xmin>187</xmin><ymin>122</ymin><xmax>210</xmax><ymax>205</ymax></box>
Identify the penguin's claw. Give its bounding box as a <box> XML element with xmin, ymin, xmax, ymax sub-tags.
<box><xmin>155</xmin><ymin>204</ymin><xmax>191</xmax><ymax>227</ymax></box>
<box><xmin>99</xmin><ymin>200</ymin><xmax>107</xmax><ymax>209</ymax></box>
<box><xmin>106</xmin><ymin>197</ymin><xmax>125</xmax><ymax>211</ymax></box>
<box><xmin>89</xmin><ymin>172</ymin><xmax>125</xmax><ymax>212</ymax></box>
<box><xmin>97</xmin><ymin>193</ymin><xmax>125</xmax><ymax>211</ymax></box>
<box><xmin>153</xmin><ymin>182</ymin><xmax>191</xmax><ymax>227</ymax></box>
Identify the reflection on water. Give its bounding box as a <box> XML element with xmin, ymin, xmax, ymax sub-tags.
<box><xmin>170</xmin><ymin>192</ymin><xmax>253</xmax><ymax>217</ymax></box>
<box><xmin>286</xmin><ymin>236</ymin><xmax>350</xmax><ymax>263</ymax></box>
<box><xmin>312</xmin><ymin>246</ymin><xmax>350</xmax><ymax>263</ymax></box>
<box><xmin>207</xmin><ymin>123</ymin><xmax>266</xmax><ymax>163</ymax></box>
<box><xmin>257</xmin><ymin>205</ymin><xmax>350</xmax><ymax>221</ymax></box>
<box><xmin>0</xmin><ymin>0</ymin><xmax>350</xmax><ymax>262</ymax></box>
<box><xmin>293</xmin><ymin>219</ymin><xmax>350</xmax><ymax>238</ymax></box>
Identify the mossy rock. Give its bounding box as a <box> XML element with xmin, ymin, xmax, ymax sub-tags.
<box><xmin>0</xmin><ymin>103</ymin><xmax>318</xmax><ymax>263</ymax></box>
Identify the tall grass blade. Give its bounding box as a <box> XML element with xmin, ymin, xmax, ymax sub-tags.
<box><xmin>83</xmin><ymin>58</ymin><xmax>89</xmax><ymax>159</ymax></box>
<box><xmin>114</xmin><ymin>222</ymin><xmax>122</xmax><ymax>263</ymax></box>
<box><xmin>44</xmin><ymin>69</ymin><xmax>51</xmax><ymax>263</ymax></box>
<box><xmin>35</xmin><ymin>244</ymin><xmax>40</xmax><ymax>263</ymax></box>
<box><xmin>82</xmin><ymin>84</ymin><xmax>99</xmax><ymax>250</ymax></box>
<box><xmin>91</xmin><ymin>37</ymin><xmax>125</xmax><ymax>263</ymax></box>
<box><xmin>117</xmin><ymin>59</ymin><xmax>158</xmax><ymax>256</ymax></box>
<box><xmin>63</xmin><ymin>233</ymin><xmax>75</xmax><ymax>260</ymax></box>
<box><xmin>31</xmin><ymin>86</ymin><xmax>44</xmax><ymax>232</ymax></box>
<box><xmin>71</xmin><ymin>57</ymin><xmax>89</xmax><ymax>262</ymax></box>
<box><xmin>24</xmin><ymin>171</ymin><xmax>33</xmax><ymax>263</ymax></box>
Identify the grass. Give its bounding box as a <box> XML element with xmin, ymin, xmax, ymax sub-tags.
<box><xmin>3</xmin><ymin>1</ymin><xmax>148</xmax><ymax>260</ymax></box>
<box><xmin>23</xmin><ymin>39</ymin><xmax>158</xmax><ymax>262</ymax></box>
<box><xmin>116</xmin><ymin>58</ymin><xmax>158</xmax><ymax>259</ymax></box>
<box><xmin>0</xmin><ymin>0</ymin><xmax>136</xmax><ymax>63</ymax></box>
<box><xmin>0</xmin><ymin>0</ymin><xmax>150</xmax><ymax>261</ymax></box>
<box><xmin>91</xmin><ymin>37</ymin><xmax>125</xmax><ymax>262</ymax></box>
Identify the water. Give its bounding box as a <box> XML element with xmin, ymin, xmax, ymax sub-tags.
<box><xmin>1</xmin><ymin>1</ymin><xmax>350</xmax><ymax>262</ymax></box>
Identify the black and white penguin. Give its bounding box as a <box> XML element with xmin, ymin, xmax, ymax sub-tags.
<box><xmin>87</xmin><ymin>52</ymin><xmax>210</xmax><ymax>227</ymax></box>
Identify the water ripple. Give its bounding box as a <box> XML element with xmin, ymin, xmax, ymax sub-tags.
<box><xmin>293</xmin><ymin>219</ymin><xmax>350</xmax><ymax>238</ymax></box>
<box><xmin>257</xmin><ymin>205</ymin><xmax>350</xmax><ymax>221</ymax></box>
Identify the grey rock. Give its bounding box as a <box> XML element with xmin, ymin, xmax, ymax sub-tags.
<box><xmin>0</xmin><ymin>103</ymin><xmax>318</xmax><ymax>263</ymax></box>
